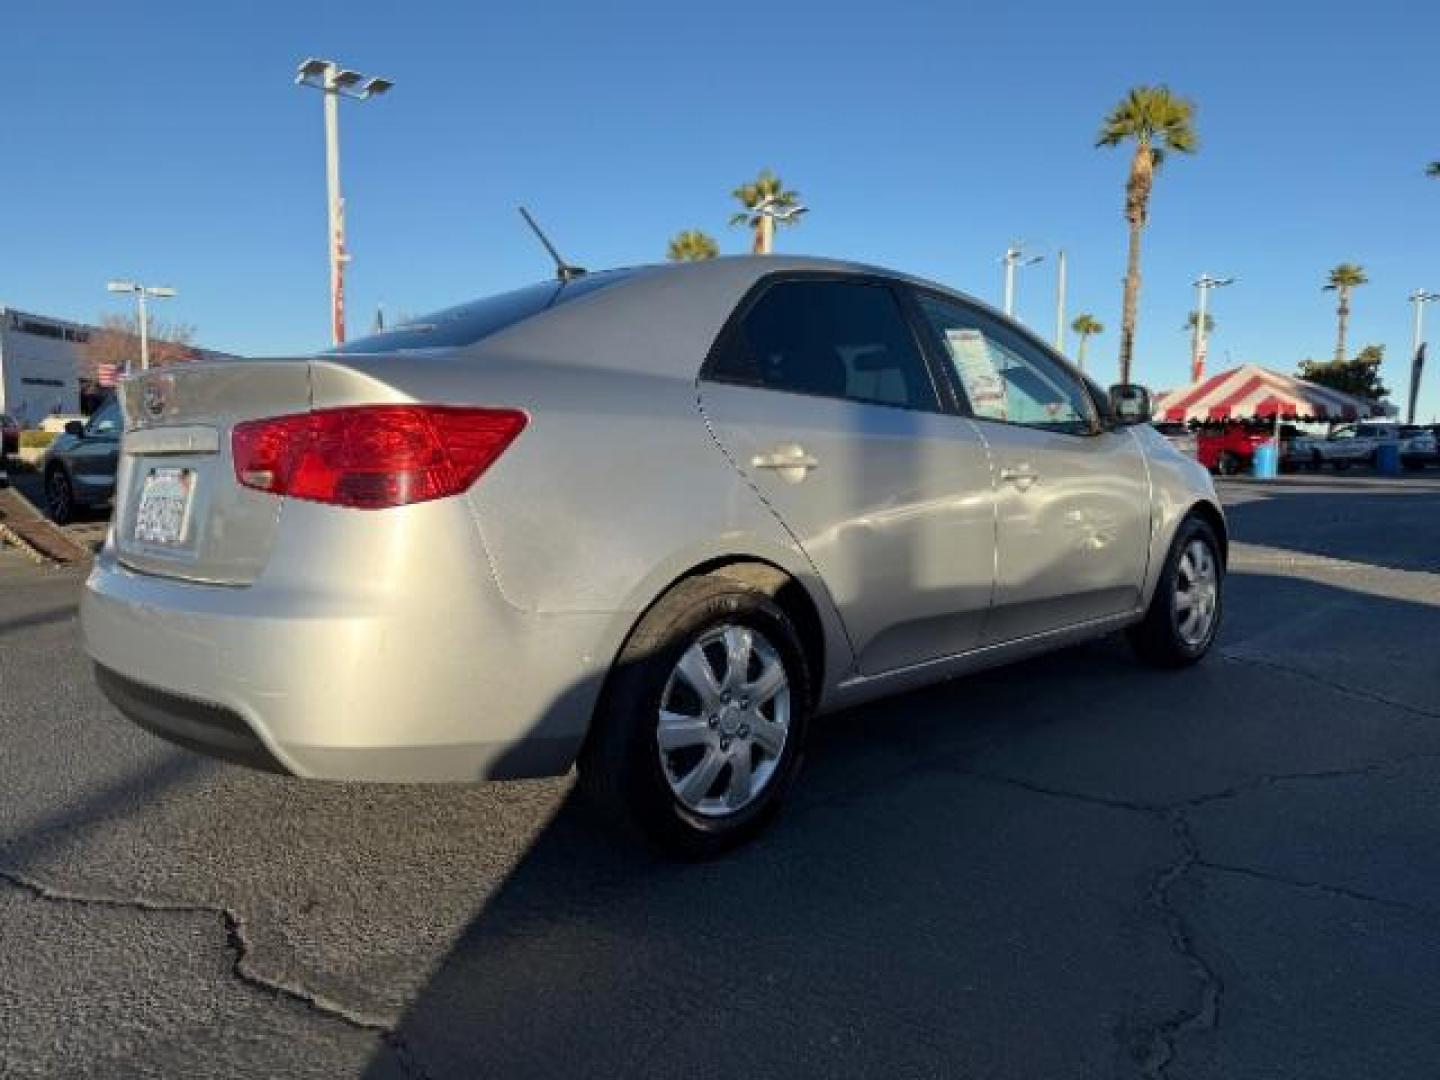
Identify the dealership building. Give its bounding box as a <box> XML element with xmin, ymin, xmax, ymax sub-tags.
<box><xmin>0</xmin><ymin>307</ymin><xmax>235</xmax><ymax>426</ymax></box>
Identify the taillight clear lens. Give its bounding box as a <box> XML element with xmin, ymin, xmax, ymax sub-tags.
<box><xmin>232</xmin><ymin>405</ymin><xmax>527</xmax><ymax>509</ymax></box>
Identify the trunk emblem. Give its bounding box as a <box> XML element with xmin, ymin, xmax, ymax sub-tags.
<box><xmin>142</xmin><ymin>377</ymin><xmax>172</xmax><ymax>420</ymax></box>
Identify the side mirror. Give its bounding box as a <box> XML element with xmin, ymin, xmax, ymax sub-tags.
<box><xmin>1108</xmin><ymin>384</ymin><xmax>1152</xmax><ymax>427</ymax></box>
<box><xmin>64</xmin><ymin>420</ymin><xmax>86</xmax><ymax>438</ymax></box>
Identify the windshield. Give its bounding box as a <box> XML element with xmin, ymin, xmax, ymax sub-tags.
<box><xmin>328</xmin><ymin>270</ymin><xmax>635</xmax><ymax>355</ymax></box>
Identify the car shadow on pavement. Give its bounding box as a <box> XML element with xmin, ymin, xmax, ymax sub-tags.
<box><xmin>352</xmin><ymin>557</ymin><xmax>1440</xmax><ymax>1079</ymax></box>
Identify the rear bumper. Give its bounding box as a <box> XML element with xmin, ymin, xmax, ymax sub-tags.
<box><xmin>81</xmin><ymin>507</ymin><xmax>620</xmax><ymax>782</ymax></box>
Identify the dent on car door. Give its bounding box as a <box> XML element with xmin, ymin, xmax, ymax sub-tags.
<box><xmin>912</xmin><ymin>293</ymin><xmax>1151</xmax><ymax>645</ymax></box>
<box><xmin>697</xmin><ymin>277</ymin><xmax>996</xmax><ymax>675</ymax></box>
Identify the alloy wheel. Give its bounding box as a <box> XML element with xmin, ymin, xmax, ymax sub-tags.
<box><xmin>1173</xmin><ymin>538</ymin><xmax>1219</xmax><ymax>647</ymax></box>
<box><xmin>656</xmin><ymin>623</ymin><xmax>791</xmax><ymax>818</ymax></box>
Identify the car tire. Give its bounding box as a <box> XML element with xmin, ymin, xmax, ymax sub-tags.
<box><xmin>1334</xmin><ymin>460</ymin><xmax>1350</xmax><ymax>472</ymax></box>
<box><xmin>1217</xmin><ymin>451</ymin><xmax>1241</xmax><ymax>476</ymax></box>
<box><xmin>45</xmin><ymin>466</ymin><xmax>75</xmax><ymax>525</ymax></box>
<box><xmin>1309</xmin><ymin>450</ymin><xmax>1323</xmax><ymax>472</ymax></box>
<box><xmin>1127</xmin><ymin>515</ymin><xmax>1224</xmax><ymax>669</ymax></box>
<box><xmin>579</xmin><ymin>573</ymin><xmax>811</xmax><ymax>858</ymax></box>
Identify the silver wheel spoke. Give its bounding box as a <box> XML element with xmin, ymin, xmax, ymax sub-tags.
<box><xmin>677</xmin><ymin>748</ymin><xmax>725</xmax><ymax>804</ymax></box>
<box><xmin>676</xmin><ymin>646</ymin><xmax>721</xmax><ymax>707</ymax></box>
<box><xmin>747</xmin><ymin>659</ymin><xmax>786</xmax><ymax>706</ymax></box>
<box><xmin>1175</xmin><ymin>590</ymin><xmax>1196</xmax><ymax>613</ymax></box>
<box><xmin>751</xmin><ymin>716</ymin><xmax>786</xmax><ymax>757</ymax></box>
<box><xmin>726</xmin><ymin>751</ymin><xmax>753</xmax><ymax>808</ymax></box>
<box><xmin>657</xmin><ymin>711</ymin><xmax>711</xmax><ymax>751</ymax></box>
<box><xmin>722</xmin><ymin>626</ymin><xmax>754</xmax><ymax>691</ymax></box>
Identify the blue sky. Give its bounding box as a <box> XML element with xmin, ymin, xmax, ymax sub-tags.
<box><xmin>4</xmin><ymin>0</ymin><xmax>1439</xmax><ymax>417</ymax></box>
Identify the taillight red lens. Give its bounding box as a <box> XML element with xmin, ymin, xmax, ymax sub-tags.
<box><xmin>232</xmin><ymin>405</ymin><xmax>527</xmax><ymax>509</ymax></box>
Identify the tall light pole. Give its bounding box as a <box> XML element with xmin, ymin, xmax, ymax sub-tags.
<box><xmin>1190</xmin><ymin>273</ymin><xmax>1234</xmax><ymax>383</ymax></box>
<box><xmin>1408</xmin><ymin>289</ymin><xmax>1439</xmax><ymax>424</ymax></box>
<box><xmin>106</xmin><ymin>281</ymin><xmax>176</xmax><ymax>373</ymax></box>
<box><xmin>750</xmin><ymin>194</ymin><xmax>808</xmax><ymax>254</ymax></box>
<box><xmin>1002</xmin><ymin>243</ymin><xmax>1043</xmax><ymax>319</ymax></box>
<box><xmin>1054</xmin><ymin>249</ymin><xmax>1067</xmax><ymax>352</ymax></box>
<box><xmin>295</xmin><ymin>58</ymin><xmax>393</xmax><ymax>346</ymax></box>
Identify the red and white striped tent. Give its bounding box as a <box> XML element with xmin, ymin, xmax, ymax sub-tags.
<box><xmin>1153</xmin><ymin>364</ymin><xmax>1388</xmax><ymax>423</ymax></box>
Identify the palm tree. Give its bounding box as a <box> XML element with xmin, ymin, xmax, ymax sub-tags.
<box><xmin>1427</xmin><ymin>162</ymin><xmax>1440</xmax><ymax>178</ymax></box>
<box><xmin>1323</xmin><ymin>263</ymin><xmax>1368</xmax><ymax>362</ymax></box>
<box><xmin>1096</xmin><ymin>85</ymin><xmax>1198</xmax><ymax>384</ymax></box>
<box><xmin>1183</xmin><ymin>310</ymin><xmax>1215</xmax><ymax>334</ymax></box>
<box><xmin>666</xmin><ymin>230</ymin><xmax>719</xmax><ymax>262</ymax></box>
<box><xmin>730</xmin><ymin>169</ymin><xmax>801</xmax><ymax>254</ymax></box>
<box><xmin>1070</xmin><ymin>314</ymin><xmax>1103</xmax><ymax>372</ymax></box>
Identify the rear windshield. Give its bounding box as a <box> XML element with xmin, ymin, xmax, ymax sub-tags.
<box><xmin>328</xmin><ymin>270</ymin><xmax>634</xmax><ymax>355</ymax></box>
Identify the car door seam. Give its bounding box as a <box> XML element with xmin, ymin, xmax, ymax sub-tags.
<box><xmin>692</xmin><ymin>384</ymin><xmax>861</xmax><ymax>669</ymax></box>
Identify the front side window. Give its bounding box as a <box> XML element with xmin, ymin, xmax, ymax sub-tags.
<box><xmin>711</xmin><ymin>280</ymin><xmax>940</xmax><ymax>411</ymax></box>
<box><xmin>87</xmin><ymin>398</ymin><xmax>121</xmax><ymax>436</ymax></box>
<box><xmin>915</xmin><ymin>294</ymin><xmax>1095</xmax><ymax>435</ymax></box>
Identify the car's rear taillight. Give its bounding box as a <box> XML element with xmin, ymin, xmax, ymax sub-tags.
<box><xmin>232</xmin><ymin>405</ymin><xmax>527</xmax><ymax>509</ymax></box>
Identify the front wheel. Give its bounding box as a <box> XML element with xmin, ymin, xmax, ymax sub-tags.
<box><xmin>45</xmin><ymin>467</ymin><xmax>75</xmax><ymax>525</ymax></box>
<box><xmin>579</xmin><ymin>573</ymin><xmax>811</xmax><ymax>857</ymax></box>
<box><xmin>1128</xmin><ymin>516</ymin><xmax>1224</xmax><ymax>668</ymax></box>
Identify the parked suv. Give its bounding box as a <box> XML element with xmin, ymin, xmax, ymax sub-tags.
<box><xmin>82</xmin><ymin>258</ymin><xmax>1227</xmax><ymax>854</ymax></box>
<box><xmin>42</xmin><ymin>395</ymin><xmax>122</xmax><ymax>523</ymax></box>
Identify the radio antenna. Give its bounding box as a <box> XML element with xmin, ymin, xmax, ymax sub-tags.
<box><xmin>517</xmin><ymin>206</ymin><xmax>586</xmax><ymax>282</ymax></box>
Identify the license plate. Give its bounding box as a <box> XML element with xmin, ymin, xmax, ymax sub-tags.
<box><xmin>134</xmin><ymin>468</ymin><xmax>195</xmax><ymax>547</ymax></box>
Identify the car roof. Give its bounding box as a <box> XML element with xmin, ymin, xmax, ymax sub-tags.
<box><xmin>467</xmin><ymin>254</ymin><xmax>1000</xmax><ymax>379</ymax></box>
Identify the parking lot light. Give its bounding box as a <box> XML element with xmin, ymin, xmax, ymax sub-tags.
<box><xmin>294</xmin><ymin>58</ymin><xmax>394</xmax><ymax>346</ymax></box>
<box><xmin>106</xmin><ymin>280</ymin><xmax>177</xmax><ymax>373</ymax></box>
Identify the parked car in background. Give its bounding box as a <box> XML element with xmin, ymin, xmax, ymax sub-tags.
<box><xmin>1195</xmin><ymin>424</ymin><xmax>1292</xmax><ymax>475</ymax></box>
<box><xmin>1294</xmin><ymin>421</ymin><xmax>1430</xmax><ymax>471</ymax></box>
<box><xmin>41</xmin><ymin>394</ymin><xmax>121</xmax><ymax>523</ymax></box>
<box><xmin>81</xmin><ymin>257</ymin><xmax>1228</xmax><ymax>855</ymax></box>
<box><xmin>1</xmin><ymin>413</ymin><xmax>19</xmax><ymax>456</ymax></box>
<box><xmin>1398</xmin><ymin>425</ymin><xmax>1438</xmax><ymax>468</ymax></box>
<box><xmin>1152</xmin><ymin>421</ymin><xmax>1198</xmax><ymax>459</ymax></box>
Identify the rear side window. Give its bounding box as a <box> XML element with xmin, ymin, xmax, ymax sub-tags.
<box><xmin>709</xmin><ymin>280</ymin><xmax>940</xmax><ymax>411</ymax></box>
<box><xmin>330</xmin><ymin>271</ymin><xmax>634</xmax><ymax>355</ymax></box>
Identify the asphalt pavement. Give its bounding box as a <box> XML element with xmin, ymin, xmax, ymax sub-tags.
<box><xmin>2</xmin><ymin>475</ymin><xmax>1438</xmax><ymax>1079</ymax></box>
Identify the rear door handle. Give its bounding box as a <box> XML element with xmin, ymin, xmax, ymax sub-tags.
<box><xmin>752</xmin><ymin>446</ymin><xmax>819</xmax><ymax>471</ymax></box>
<box><xmin>1000</xmin><ymin>465</ymin><xmax>1040</xmax><ymax>490</ymax></box>
<box><xmin>751</xmin><ymin>444</ymin><xmax>819</xmax><ymax>483</ymax></box>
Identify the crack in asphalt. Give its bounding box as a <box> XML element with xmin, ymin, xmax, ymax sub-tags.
<box><xmin>0</xmin><ymin>867</ymin><xmax>432</xmax><ymax>1080</ymax></box>
<box><xmin>952</xmin><ymin>755</ymin><xmax>1440</xmax><ymax>1078</ymax></box>
<box><xmin>1195</xmin><ymin>860</ymin><xmax>1440</xmax><ymax>922</ymax></box>
<box><xmin>1219</xmin><ymin>651</ymin><xmax>1440</xmax><ymax>720</ymax></box>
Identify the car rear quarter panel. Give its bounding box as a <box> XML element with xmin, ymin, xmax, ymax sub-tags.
<box><xmin>324</xmin><ymin>341</ymin><xmax>858</xmax><ymax>704</ymax></box>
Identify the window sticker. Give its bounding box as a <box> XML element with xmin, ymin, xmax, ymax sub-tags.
<box><xmin>944</xmin><ymin>328</ymin><xmax>1007</xmax><ymax>420</ymax></box>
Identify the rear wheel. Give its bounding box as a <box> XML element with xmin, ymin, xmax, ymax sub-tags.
<box><xmin>1128</xmin><ymin>515</ymin><xmax>1224</xmax><ymax>668</ymax></box>
<box><xmin>1309</xmin><ymin>449</ymin><xmax>1323</xmax><ymax>472</ymax></box>
<box><xmin>1217</xmin><ymin>451</ymin><xmax>1241</xmax><ymax>476</ymax></box>
<box><xmin>45</xmin><ymin>467</ymin><xmax>75</xmax><ymax>525</ymax></box>
<box><xmin>579</xmin><ymin>573</ymin><xmax>811</xmax><ymax>857</ymax></box>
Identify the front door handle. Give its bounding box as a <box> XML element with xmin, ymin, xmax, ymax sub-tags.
<box><xmin>1000</xmin><ymin>465</ymin><xmax>1040</xmax><ymax>490</ymax></box>
<box><xmin>751</xmin><ymin>444</ymin><xmax>819</xmax><ymax>483</ymax></box>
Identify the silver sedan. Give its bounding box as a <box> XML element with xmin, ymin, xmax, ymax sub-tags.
<box><xmin>82</xmin><ymin>256</ymin><xmax>1226</xmax><ymax>855</ymax></box>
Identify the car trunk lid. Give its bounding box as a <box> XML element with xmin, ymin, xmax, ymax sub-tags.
<box><xmin>114</xmin><ymin>361</ymin><xmax>315</xmax><ymax>585</ymax></box>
